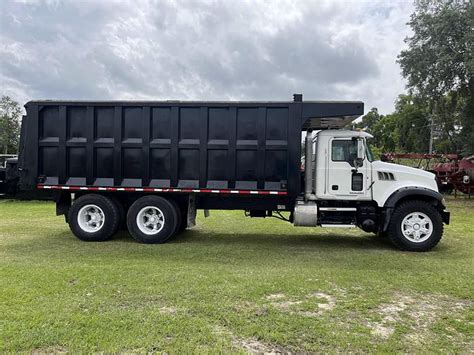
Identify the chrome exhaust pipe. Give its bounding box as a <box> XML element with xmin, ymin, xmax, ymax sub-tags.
<box><xmin>305</xmin><ymin>129</ymin><xmax>316</xmax><ymax>201</ymax></box>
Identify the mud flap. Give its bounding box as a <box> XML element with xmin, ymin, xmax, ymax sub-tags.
<box><xmin>187</xmin><ymin>194</ymin><xmax>197</xmax><ymax>228</ymax></box>
<box><xmin>55</xmin><ymin>191</ymin><xmax>71</xmax><ymax>220</ymax></box>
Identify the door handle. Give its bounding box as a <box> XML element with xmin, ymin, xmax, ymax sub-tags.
<box><xmin>332</xmin><ymin>185</ymin><xmax>338</xmax><ymax>190</ymax></box>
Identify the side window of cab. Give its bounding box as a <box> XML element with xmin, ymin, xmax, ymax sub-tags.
<box><xmin>331</xmin><ymin>139</ymin><xmax>358</xmax><ymax>167</ymax></box>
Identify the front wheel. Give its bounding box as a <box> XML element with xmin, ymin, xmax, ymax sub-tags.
<box><xmin>388</xmin><ymin>200</ymin><xmax>443</xmax><ymax>252</ymax></box>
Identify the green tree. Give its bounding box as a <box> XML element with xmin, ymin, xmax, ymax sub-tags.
<box><xmin>431</xmin><ymin>92</ymin><xmax>465</xmax><ymax>152</ymax></box>
<box><xmin>372</xmin><ymin>114</ymin><xmax>398</xmax><ymax>153</ymax></box>
<box><xmin>397</xmin><ymin>0</ymin><xmax>473</xmax><ymax>154</ymax></box>
<box><xmin>353</xmin><ymin>107</ymin><xmax>382</xmax><ymax>132</ymax></box>
<box><xmin>352</xmin><ymin>96</ymin><xmax>431</xmax><ymax>154</ymax></box>
<box><xmin>352</xmin><ymin>107</ymin><xmax>396</xmax><ymax>151</ymax></box>
<box><xmin>392</xmin><ymin>95</ymin><xmax>431</xmax><ymax>153</ymax></box>
<box><xmin>0</xmin><ymin>96</ymin><xmax>22</xmax><ymax>154</ymax></box>
<box><xmin>459</xmin><ymin>92</ymin><xmax>474</xmax><ymax>155</ymax></box>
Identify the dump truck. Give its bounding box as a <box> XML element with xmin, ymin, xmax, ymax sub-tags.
<box><xmin>16</xmin><ymin>94</ymin><xmax>449</xmax><ymax>251</ymax></box>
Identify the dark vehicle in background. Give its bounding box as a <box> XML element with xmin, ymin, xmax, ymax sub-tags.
<box><xmin>0</xmin><ymin>157</ymin><xmax>19</xmax><ymax>196</ymax></box>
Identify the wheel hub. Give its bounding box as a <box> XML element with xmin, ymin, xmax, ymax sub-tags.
<box><xmin>136</xmin><ymin>206</ymin><xmax>165</xmax><ymax>235</ymax></box>
<box><xmin>400</xmin><ymin>212</ymin><xmax>433</xmax><ymax>243</ymax></box>
<box><xmin>77</xmin><ymin>204</ymin><xmax>106</xmax><ymax>233</ymax></box>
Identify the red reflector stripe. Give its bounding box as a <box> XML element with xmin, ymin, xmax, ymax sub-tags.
<box><xmin>36</xmin><ymin>184</ymin><xmax>287</xmax><ymax>195</ymax></box>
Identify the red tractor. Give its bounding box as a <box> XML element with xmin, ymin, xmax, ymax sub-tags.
<box><xmin>449</xmin><ymin>156</ymin><xmax>474</xmax><ymax>195</ymax></box>
<box><xmin>381</xmin><ymin>153</ymin><xmax>474</xmax><ymax>196</ymax></box>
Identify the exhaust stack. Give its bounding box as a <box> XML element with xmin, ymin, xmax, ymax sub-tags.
<box><xmin>305</xmin><ymin>129</ymin><xmax>316</xmax><ymax>201</ymax></box>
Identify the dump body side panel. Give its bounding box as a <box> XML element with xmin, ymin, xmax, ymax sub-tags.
<box><xmin>19</xmin><ymin>100</ymin><xmax>364</xmax><ymax>207</ymax></box>
<box><xmin>20</xmin><ymin>102</ymin><xmax>300</xmax><ymax>198</ymax></box>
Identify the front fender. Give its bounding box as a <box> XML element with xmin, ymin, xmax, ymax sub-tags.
<box><xmin>384</xmin><ymin>186</ymin><xmax>443</xmax><ymax>208</ymax></box>
<box><xmin>380</xmin><ymin>187</ymin><xmax>449</xmax><ymax>232</ymax></box>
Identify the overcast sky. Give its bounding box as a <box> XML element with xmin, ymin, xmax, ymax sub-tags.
<box><xmin>1</xmin><ymin>0</ymin><xmax>413</xmax><ymax>114</ymax></box>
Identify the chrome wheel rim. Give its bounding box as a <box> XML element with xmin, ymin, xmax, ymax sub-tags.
<box><xmin>77</xmin><ymin>204</ymin><xmax>105</xmax><ymax>233</ymax></box>
<box><xmin>401</xmin><ymin>212</ymin><xmax>433</xmax><ymax>243</ymax></box>
<box><xmin>136</xmin><ymin>206</ymin><xmax>165</xmax><ymax>235</ymax></box>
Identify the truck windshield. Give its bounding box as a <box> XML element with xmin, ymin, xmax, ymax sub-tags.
<box><xmin>366</xmin><ymin>140</ymin><xmax>375</xmax><ymax>162</ymax></box>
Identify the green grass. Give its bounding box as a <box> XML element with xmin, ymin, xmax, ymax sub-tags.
<box><xmin>1</xmin><ymin>197</ymin><xmax>473</xmax><ymax>353</ymax></box>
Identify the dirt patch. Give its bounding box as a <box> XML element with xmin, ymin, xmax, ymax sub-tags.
<box><xmin>264</xmin><ymin>291</ymin><xmax>337</xmax><ymax>318</ymax></box>
<box><xmin>309</xmin><ymin>292</ymin><xmax>336</xmax><ymax>311</ymax></box>
<box><xmin>369</xmin><ymin>323</ymin><xmax>395</xmax><ymax>339</ymax></box>
<box><xmin>231</xmin><ymin>336</ymin><xmax>290</xmax><ymax>354</ymax></box>
<box><xmin>213</xmin><ymin>325</ymin><xmax>290</xmax><ymax>354</ymax></box>
<box><xmin>159</xmin><ymin>306</ymin><xmax>178</xmax><ymax>315</ymax></box>
<box><xmin>367</xmin><ymin>292</ymin><xmax>471</xmax><ymax>342</ymax></box>
<box><xmin>271</xmin><ymin>300</ymin><xmax>302</xmax><ymax>311</ymax></box>
<box><xmin>213</xmin><ymin>324</ymin><xmax>231</xmax><ymax>336</ymax></box>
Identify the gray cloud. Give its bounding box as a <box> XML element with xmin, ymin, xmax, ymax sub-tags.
<box><xmin>0</xmin><ymin>0</ymin><xmax>413</xmax><ymax>114</ymax></box>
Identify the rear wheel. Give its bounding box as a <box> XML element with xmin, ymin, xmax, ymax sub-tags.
<box><xmin>126</xmin><ymin>196</ymin><xmax>178</xmax><ymax>244</ymax></box>
<box><xmin>68</xmin><ymin>194</ymin><xmax>120</xmax><ymax>241</ymax></box>
<box><xmin>388</xmin><ymin>200</ymin><xmax>443</xmax><ymax>252</ymax></box>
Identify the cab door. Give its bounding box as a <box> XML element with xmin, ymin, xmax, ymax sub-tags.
<box><xmin>326</xmin><ymin>138</ymin><xmax>371</xmax><ymax>200</ymax></box>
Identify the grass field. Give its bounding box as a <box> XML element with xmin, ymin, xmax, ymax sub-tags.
<box><xmin>1</xmin><ymin>197</ymin><xmax>473</xmax><ymax>353</ymax></box>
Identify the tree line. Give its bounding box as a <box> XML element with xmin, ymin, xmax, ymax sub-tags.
<box><xmin>0</xmin><ymin>96</ymin><xmax>21</xmax><ymax>155</ymax></box>
<box><xmin>353</xmin><ymin>0</ymin><xmax>473</xmax><ymax>156</ymax></box>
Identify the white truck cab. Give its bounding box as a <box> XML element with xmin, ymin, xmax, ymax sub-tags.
<box><xmin>295</xmin><ymin>129</ymin><xmax>449</xmax><ymax>252</ymax></box>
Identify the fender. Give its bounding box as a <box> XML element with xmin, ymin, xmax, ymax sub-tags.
<box><xmin>384</xmin><ymin>186</ymin><xmax>443</xmax><ymax>208</ymax></box>
<box><xmin>381</xmin><ymin>187</ymin><xmax>449</xmax><ymax>232</ymax></box>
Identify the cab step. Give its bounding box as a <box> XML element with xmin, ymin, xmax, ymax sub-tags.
<box><xmin>320</xmin><ymin>224</ymin><xmax>356</xmax><ymax>228</ymax></box>
<box><xmin>319</xmin><ymin>207</ymin><xmax>357</xmax><ymax>212</ymax></box>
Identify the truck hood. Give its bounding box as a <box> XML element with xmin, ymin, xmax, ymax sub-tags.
<box><xmin>373</xmin><ymin>160</ymin><xmax>435</xmax><ymax>178</ymax></box>
<box><xmin>372</xmin><ymin>160</ymin><xmax>438</xmax><ymax>191</ymax></box>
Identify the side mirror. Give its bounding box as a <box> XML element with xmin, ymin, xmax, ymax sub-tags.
<box><xmin>357</xmin><ymin>139</ymin><xmax>365</xmax><ymax>160</ymax></box>
<box><xmin>353</xmin><ymin>157</ymin><xmax>364</xmax><ymax>169</ymax></box>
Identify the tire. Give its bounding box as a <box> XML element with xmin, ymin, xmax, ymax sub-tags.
<box><xmin>68</xmin><ymin>194</ymin><xmax>121</xmax><ymax>242</ymax></box>
<box><xmin>167</xmin><ymin>198</ymin><xmax>183</xmax><ymax>237</ymax></box>
<box><xmin>126</xmin><ymin>196</ymin><xmax>178</xmax><ymax>244</ymax></box>
<box><xmin>387</xmin><ymin>200</ymin><xmax>443</xmax><ymax>252</ymax></box>
<box><xmin>109</xmin><ymin>195</ymin><xmax>127</xmax><ymax>230</ymax></box>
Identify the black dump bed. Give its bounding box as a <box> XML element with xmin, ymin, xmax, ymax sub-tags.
<box><xmin>19</xmin><ymin>96</ymin><xmax>363</xmax><ymax>199</ymax></box>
